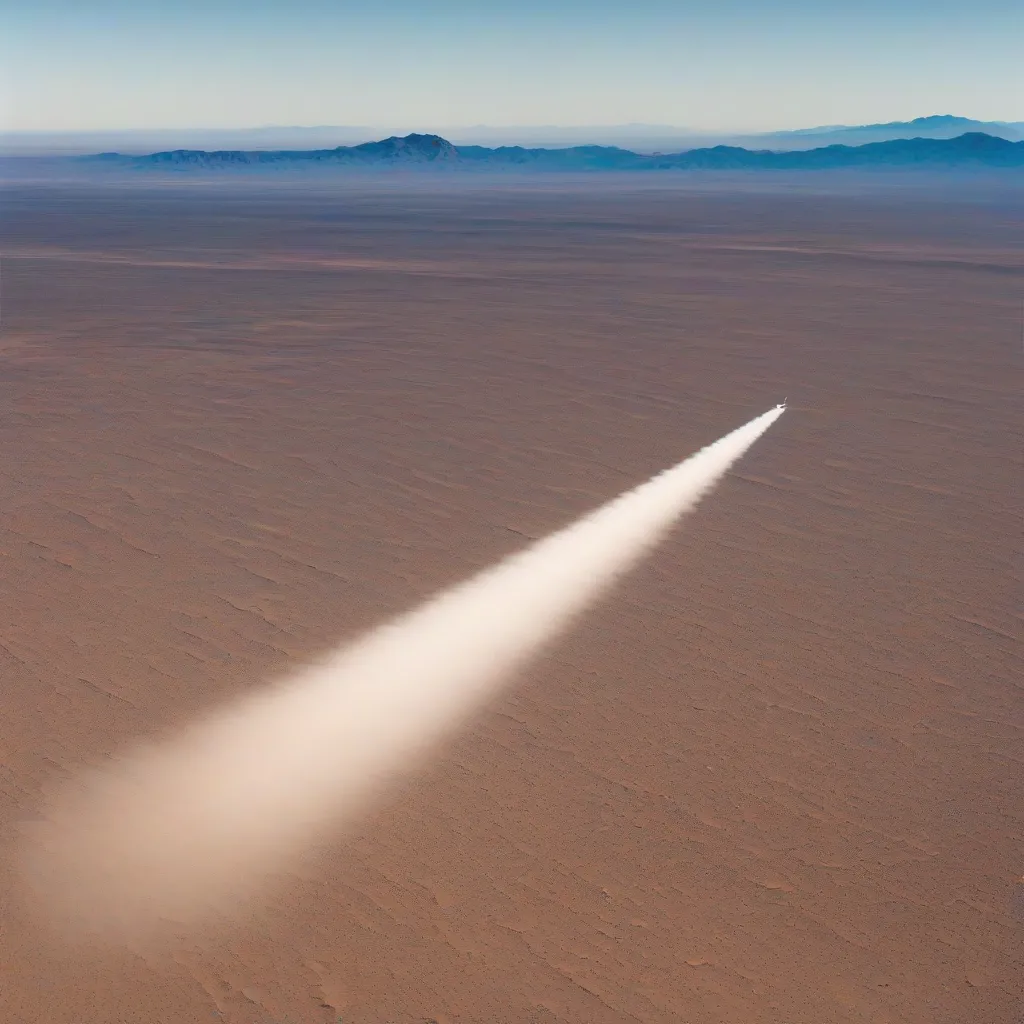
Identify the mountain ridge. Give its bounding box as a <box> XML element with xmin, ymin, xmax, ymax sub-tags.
<box><xmin>758</xmin><ymin>114</ymin><xmax>1023</xmax><ymax>149</ymax></box>
<box><xmin>88</xmin><ymin>131</ymin><xmax>1024</xmax><ymax>172</ymax></box>
<box><xmin>6</xmin><ymin>114</ymin><xmax>1022</xmax><ymax>156</ymax></box>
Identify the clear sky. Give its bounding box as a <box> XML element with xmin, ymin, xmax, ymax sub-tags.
<box><xmin>2</xmin><ymin>0</ymin><xmax>1021</xmax><ymax>133</ymax></box>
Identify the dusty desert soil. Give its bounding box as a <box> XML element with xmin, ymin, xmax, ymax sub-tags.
<box><xmin>0</xmin><ymin>175</ymin><xmax>1021</xmax><ymax>1023</ymax></box>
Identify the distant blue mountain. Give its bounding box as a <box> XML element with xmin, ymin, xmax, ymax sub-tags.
<box><xmin>780</xmin><ymin>114</ymin><xmax>991</xmax><ymax>135</ymax></box>
<box><xmin>87</xmin><ymin>131</ymin><xmax>1024</xmax><ymax>172</ymax></box>
<box><xmin>651</xmin><ymin>132</ymin><xmax>1024</xmax><ymax>169</ymax></box>
<box><xmin>758</xmin><ymin>114</ymin><xmax>1022</xmax><ymax>148</ymax></box>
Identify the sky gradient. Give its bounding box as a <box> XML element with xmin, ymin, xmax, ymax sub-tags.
<box><xmin>2</xmin><ymin>0</ymin><xmax>1021</xmax><ymax>133</ymax></box>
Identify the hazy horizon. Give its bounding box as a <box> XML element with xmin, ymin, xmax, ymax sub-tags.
<box><xmin>3</xmin><ymin>0</ymin><xmax>1021</xmax><ymax>134</ymax></box>
<box><xmin>4</xmin><ymin>114</ymin><xmax>1023</xmax><ymax>137</ymax></box>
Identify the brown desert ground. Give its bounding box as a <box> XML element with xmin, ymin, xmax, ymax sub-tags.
<box><xmin>0</xmin><ymin>173</ymin><xmax>1021</xmax><ymax>1023</ymax></box>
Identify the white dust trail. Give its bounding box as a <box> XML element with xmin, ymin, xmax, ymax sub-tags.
<box><xmin>21</xmin><ymin>406</ymin><xmax>783</xmax><ymax>941</ymax></box>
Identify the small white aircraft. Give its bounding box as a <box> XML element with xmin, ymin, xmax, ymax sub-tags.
<box><xmin>775</xmin><ymin>397</ymin><xmax>788</xmax><ymax>411</ymax></box>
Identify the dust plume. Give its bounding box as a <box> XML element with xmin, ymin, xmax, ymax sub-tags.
<box><xmin>20</xmin><ymin>406</ymin><xmax>783</xmax><ymax>942</ymax></box>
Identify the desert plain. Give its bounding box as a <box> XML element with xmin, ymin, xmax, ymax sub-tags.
<box><xmin>0</xmin><ymin>171</ymin><xmax>1021</xmax><ymax>1023</ymax></box>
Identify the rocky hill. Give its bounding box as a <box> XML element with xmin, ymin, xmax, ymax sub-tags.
<box><xmin>135</xmin><ymin>133</ymin><xmax>458</xmax><ymax>168</ymax></box>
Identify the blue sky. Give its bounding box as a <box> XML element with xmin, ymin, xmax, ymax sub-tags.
<box><xmin>2</xmin><ymin>0</ymin><xmax>1021</xmax><ymax>132</ymax></box>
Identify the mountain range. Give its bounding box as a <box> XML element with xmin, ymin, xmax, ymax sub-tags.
<box><xmin>4</xmin><ymin>114</ymin><xmax>1022</xmax><ymax>157</ymax></box>
<box><xmin>88</xmin><ymin>130</ymin><xmax>1024</xmax><ymax>172</ymax></box>
<box><xmin>446</xmin><ymin>115</ymin><xmax>1024</xmax><ymax>152</ymax></box>
<box><xmin>728</xmin><ymin>114</ymin><xmax>1024</xmax><ymax>150</ymax></box>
